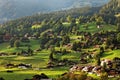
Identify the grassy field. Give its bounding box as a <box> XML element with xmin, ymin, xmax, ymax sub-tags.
<box><xmin>63</xmin><ymin>22</ymin><xmax>117</xmax><ymax>33</ymax></box>
<box><xmin>0</xmin><ymin>22</ymin><xmax>118</xmax><ymax>80</ymax></box>
<box><xmin>0</xmin><ymin>49</ymin><xmax>68</xmax><ymax>80</ymax></box>
<box><xmin>31</xmin><ymin>24</ymin><xmax>42</xmax><ymax>29</ymax></box>
<box><xmin>0</xmin><ymin>39</ymin><xmax>70</xmax><ymax>80</ymax></box>
<box><xmin>102</xmin><ymin>50</ymin><xmax>120</xmax><ymax>59</ymax></box>
<box><xmin>78</xmin><ymin>22</ymin><xmax>116</xmax><ymax>33</ymax></box>
<box><xmin>0</xmin><ymin>68</ymin><xmax>68</xmax><ymax>80</ymax></box>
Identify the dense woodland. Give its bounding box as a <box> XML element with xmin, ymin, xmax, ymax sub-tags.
<box><xmin>0</xmin><ymin>0</ymin><xmax>120</xmax><ymax>80</ymax></box>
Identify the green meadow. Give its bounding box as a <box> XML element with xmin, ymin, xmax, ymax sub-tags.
<box><xmin>0</xmin><ymin>22</ymin><xmax>119</xmax><ymax>80</ymax></box>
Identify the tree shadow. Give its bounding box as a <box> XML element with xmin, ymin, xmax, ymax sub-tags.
<box><xmin>102</xmin><ymin>52</ymin><xmax>114</xmax><ymax>58</ymax></box>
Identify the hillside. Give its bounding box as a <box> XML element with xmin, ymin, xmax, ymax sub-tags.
<box><xmin>1</xmin><ymin>7</ymin><xmax>100</xmax><ymax>28</ymax></box>
<box><xmin>97</xmin><ymin>0</ymin><xmax>120</xmax><ymax>24</ymax></box>
<box><xmin>0</xmin><ymin>0</ymin><xmax>110</xmax><ymax>23</ymax></box>
<box><xmin>0</xmin><ymin>0</ymin><xmax>120</xmax><ymax>80</ymax></box>
<box><xmin>100</xmin><ymin>0</ymin><xmax>120</xmax><ymax>16</ymax></box>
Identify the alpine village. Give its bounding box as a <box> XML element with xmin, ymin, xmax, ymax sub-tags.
<box><xmin>0</xmin><ymin>0</ymin><xmax>120</xmax><ymax>80</ymax></box>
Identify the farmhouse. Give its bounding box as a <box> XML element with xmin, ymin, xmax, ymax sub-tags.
<box><xmin>17</xmin><ymin>63</ymin><xmax>32</xmax><ymax>69</ymax></box>
<box><xmin>69</xmin><ymin>57</ymin><xmax>120</xmax><ymax>77</ymax></box>
<box><xmin>5</xmin><ymin>63</ymin><xmax>15</xmax><ymax>68</ymax></box>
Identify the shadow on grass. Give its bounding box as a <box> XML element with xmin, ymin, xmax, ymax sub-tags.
<box><xmin>102</xmin><ymin>52</ymin><xmax>114</xmax><ymax>58</ymax></box>
<box><xmin>0</xmin><ymin>69</ymin><xmax>66</xmax><ymax>80</ymax></box>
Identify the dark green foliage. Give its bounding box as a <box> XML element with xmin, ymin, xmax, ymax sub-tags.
<box><xmin>53</xmin><ymin>21</ymin><xmax>64</xmax><ymax>35</ymax></box>
<box><xmin>27</xmin><ymin>47</ymin><xmax>33</xmax><ymax>55</ymax></box>
<box><xmin>14</xmin><ymin>40</ymin><xmax>20</xmax><ymax>48</ymax></box>
<box><xmin>117</xmin><ymin>23</ymin><xmax>120</xmax><ymax>32</ymax></box>
<box><xmin>100</xmin><ymin>47</ymin><xmax>104</xmax><ymax>56</ymax></box>
<box><xmin>49</xmin><ymin>46</ymin><xmax>55</xmax><ymax>61</ymax></box>
<box><xmin>62</xmin><ymin>49</ymin><xmax>67</xmax><ymax>55</ymax></box>
<box><xmin>99</xmin><ymin>0</ymin><xmax>120</xmax><ymax>24</ymax></box>
<box><xmin>0</xmin><ymin>35</ymin><xmax>4</xmax><ymax>43</ymax></box>
<box><xmin>96</xmin><ymin>57</ymin><xmax>101</xmax><ymax>66</ymax></box>
<box><xmin>20</xmin><ymin>37</ymin><xmax>30</xmax><ymax>43</ymax></box>
<box><xmin>94</xmin><ymin>53</ymin><xmax>101</xmax><ymax>66</ymax></box>
<box><xmin>62</xmin><ymin>35</ymin><xmax>70</xmax><ymax>45</ymax></box>
<box><xmin>72</xmin><ymin>42</ymin><xmax>82</xmax><ymax>51</ymax></box>
<box><xmin>9</xmin><ymin>38</ymin><xmax>15</xmax><ymax>47</ymax></box>
<box><xmin>0</xmin><ymin>77</ymin><xmax>4</xmax><ymax>80</ymax></box>
<box><xmin>39</xmin><ymin>37</ymin><xmax>50</xmax><ymax>49</ymax></box>
<box><xmin>117</xmin><ymin>33</ymin><xmax>120</xmax><ymax>43</ymax></box>
<box><xmin>72</xmin><ymin>42</ymin><xmax>78</xmax><ymax>51</ymax></box>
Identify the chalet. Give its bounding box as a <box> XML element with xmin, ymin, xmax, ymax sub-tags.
<box><xmin>92</xmin><ymin>66</ymin><xmax>102</xmax><ymax>76</ymax></box>
<box><xmin>101</xmin><ymin>59</ymin><xmax>113</xmax><ymax>68</ymax></box>
<box><xmin>82</xmin><ymin>66</ymin><xmax>94</xmax><ymax>72</ymax></box>
<box><xmin>17</xmin><ymin>63</ymin><xmax>32</xmax><ymax>69</ymax></box>
<box><xmin>70</xmin><ymin>65</ymin><xmax>79</xmax><ymax>72</ymax></box>
<box><xmin>24</xmin><ymin>33</ymin><xmax>29</xmax><ymax>38</ymax></box>
<box><xmin>94</xmin><ymin>45</ymin><xmax>100</xmax><ymax>48</ymax></box>
<box><xmin>70</xmin><ymin>65</ymin><xmax>95</xmax><ymax>73</ymax></box>
<box><xmin>105</xmin><ymin>69</ymin><xmax>119</xmax><ymax>77</ymax></box>
<box><xmin>97</xmin><ymin>25</ymin><xmax>103</xmax><ymax>29</ymax></box>
<box><xmin>69</xmin><ymin>58</ymin><xmax>119</xmax><ymax>77</ymax></box>
<box><xmin>64</xmin><ymin>43</ymin><xmax>73</xmax><ymax>49</ymax></box>
<box><xmin>0</xmin><ymin>52</ymin><xmax>8</xmax><ymax>56</ymax></box>
<box><xmin>5</xmin><ymin>63</ymin><xmax>15</xmax><ymax>68</ymax></box>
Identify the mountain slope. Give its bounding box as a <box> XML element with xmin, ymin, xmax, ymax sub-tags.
<box><xmin>100</xmin><ymin>0</ymin><xmax>120</xmax><ymax>15</ymax></box>
<box><xmin>98</xmin><ymin>0</ymin><xmax>120</xmax><ymax>24</ymax></box>
<box><xmin>0</xmin><ymin>0</ymin><xmax>110</xmax><ymax>23</ymax></box>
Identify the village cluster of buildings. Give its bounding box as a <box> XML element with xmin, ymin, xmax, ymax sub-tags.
<box><xmin>70</xmin><ymin>58</ymin><xmax>120</xmax><ymax>78</ymax></box>
<box><xmin>5</xmin><ymin>63</ymin><xmax>32</xmax><ymax>69</ymax></box>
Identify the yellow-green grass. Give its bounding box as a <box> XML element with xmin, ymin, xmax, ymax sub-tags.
<box><xmin>102</xmin><ymin>50</ymin><xmax>120</xmax><ymax>59</ymax></box>
<box><xmin>70</xmin><ymin>35</ymin><xmax>83</xmax><ymax>43</ymax></box>
<box><xmin>0</xmin><ymin>69</ymin><xmax>67</xmax><ymax>80</ymax></box>
<box><xmin>0</xmin><ymin>23</ymin><xmax>119</xmax><ymax>80</ymax></box>
<box><xmin>0</xmin><ymin>39</ymin><xmax>40</xmax><ymax>53</ymax></box>
<box><xmin>0</xmin><ymin>40</ymin><xmax>70</xmax><ymax>80</ymax></box>
<box><xmin>0</xmin><ymin>50</ymin><xmax>68</xmax><ymax>80</ymax></box>
<box><xmin>31</xmin><ymin>24</ymin><xmax>42</xmax><ymax>29</ymax></box>
<box><xmin>0</xmin><ymin>50</ymin><xmax>50</xmax><ymax>67</ymax></box>
<box><xmin>62</xmin><ymin>22</ymin><xmax>116</xmax><ymax>33</ymax></box>
<box><xmin>78</xmin><ymin>22</ymin><xmax>116</xmax><ymax>33</ymax></box>
<box><xmin>0</xmin><ymin>42</ymin><xmax>9</xmax><ymax>52</ymax></box>
<box><xmin>62</xmin><ymin>22</ymin><xmax>70</xmax><ymax>27</ymax></box>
